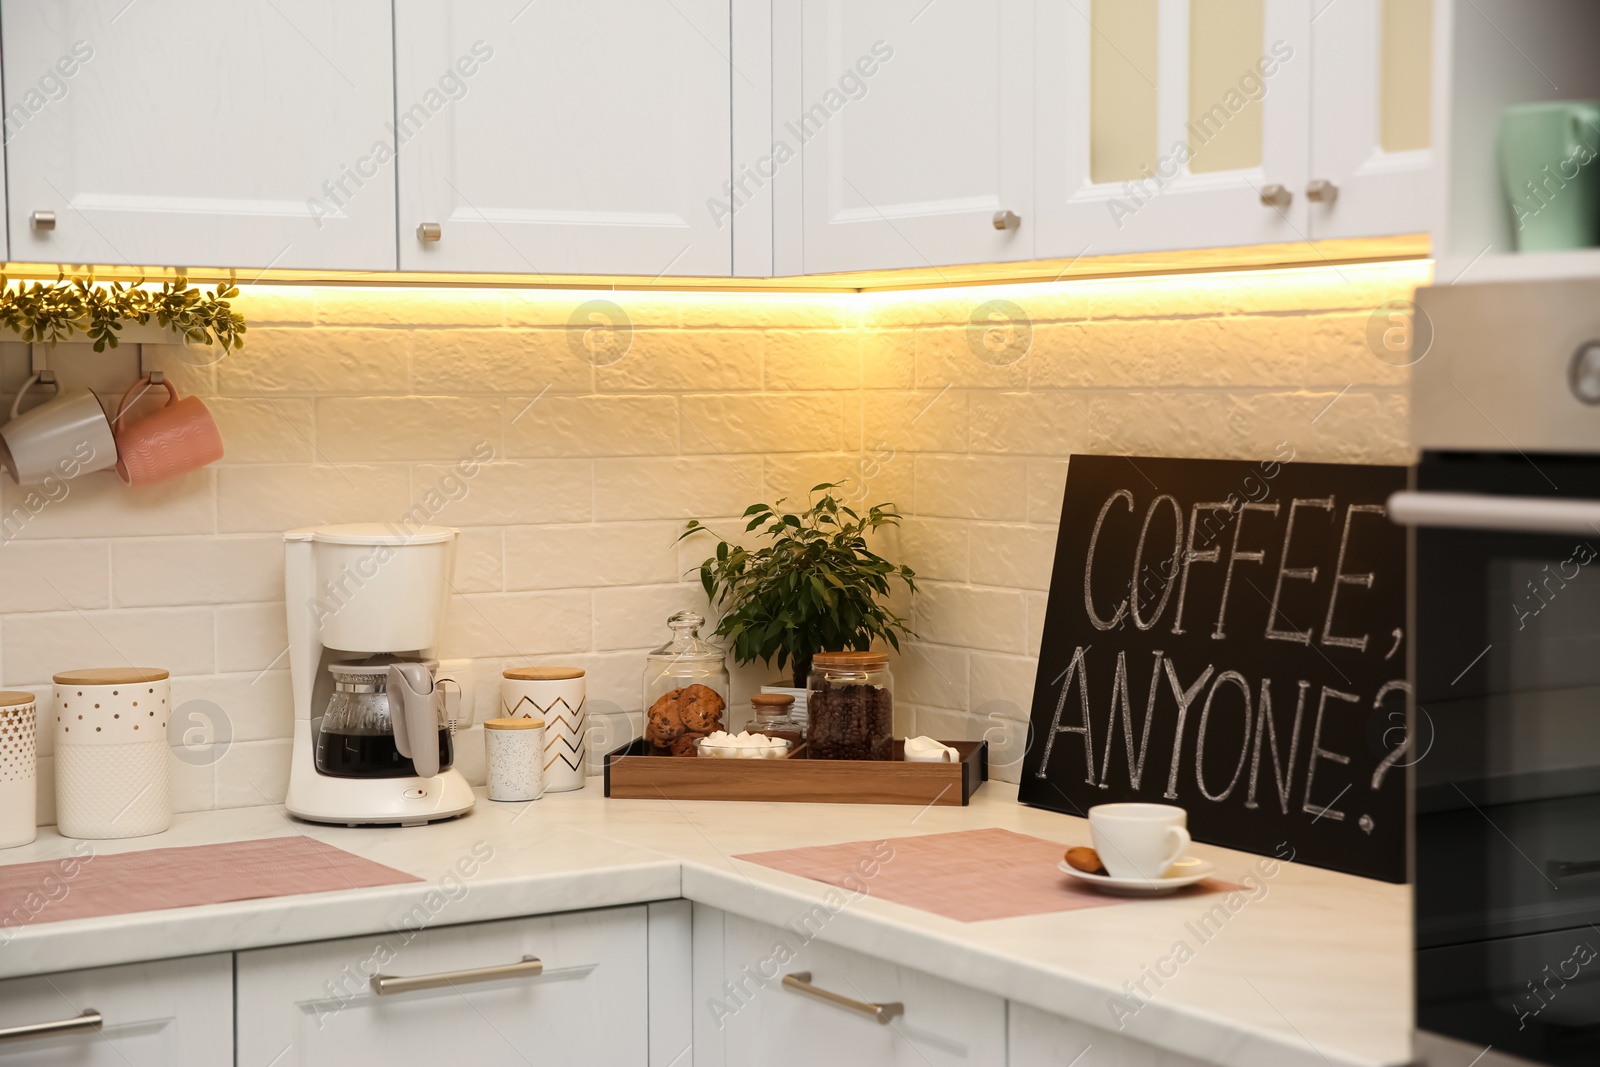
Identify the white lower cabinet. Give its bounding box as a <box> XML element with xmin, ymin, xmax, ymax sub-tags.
<box><xmin>236</xmin><ymin>906</ymin><xmax>649</xmax><ymax>1067</ymax></box>
<box><xmin>0</xmin><ymin>954</ymin><xmax>232</xmax><ymax>1066</ymax></box>
<box><xmin>1008</xmin><ymin>1002</ymin><xmax>1214</xmax><ymax>1067</ymax></box>
<box><xmin>702</xmin><ymin>911</ymin><xmax>1006</xmax><ymax>1066</ymax></box>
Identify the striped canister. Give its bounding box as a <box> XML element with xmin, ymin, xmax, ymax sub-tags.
<box><xmin>501</xmin><ymin>667</ymin><xmax>586</xmax><ymax>792</ymax></box>
<box><xmin>0</xmin><ymin>691</ymin><xmax>38</xmax><ymax>848</ymax></box>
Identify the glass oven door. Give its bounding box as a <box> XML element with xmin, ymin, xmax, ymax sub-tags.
<box><xmin>1405</xmin><ymin>452</ymin><xmax>1600</xmax><ymax>1067</ymax></box>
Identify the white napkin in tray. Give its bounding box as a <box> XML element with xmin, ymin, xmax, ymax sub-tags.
<box><xmin>903</xmin><ymin>735</ymin><xmax>960</xmax><ymax>762</ymax></box>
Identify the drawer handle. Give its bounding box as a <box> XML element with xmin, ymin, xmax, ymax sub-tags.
<box><xmin>371</xmin><ymin>955</ymin><xmax>542</xmax><ymax>996</ymax></box>
<box><xmin>0</xmin><ymin>1009</ymin><xmax>102</xmax><ymax>1044</ymax></box>
<box><xmin>1550</xmin><ymin>858</ymin><xmax>1600</xmax><ymax>879</ymax></box>
<box><xmin>781</xmin><ymin>971</ymin><xmax>903</xmax><ymax>1024</ymax></box>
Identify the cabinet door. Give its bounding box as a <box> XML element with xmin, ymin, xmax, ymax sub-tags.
<box><xmin>714</xmin><ymin>912</ymin><xmax>1006</xmax><ymax>1066</ymax></box>
<box><xmin>236</xmin><ymin>907</ymin><xmax>648</xmax><ymax>1067</ymax></box>
<box><xmin>0</xmin><ymin>954</ymin><xmax>232</xmax><ymax>1066</ymax></box>
<box><xmin>1035</xmin><ymin>0</ymin><xmax>1311</xmax><ymax>258</ymax></box>
<box><xmin>1</xmin><ymin>0</ymin><xmax>396</xmax><ymax>271</ymax></box>
<box><xmin>395</xmin><ymin>0</ymin><xmax>732</xmax><ymax>277</ymax></box>
<box><xmin>1307</xmin><ymin>0</ymin><xmax>1434</xmax><ymax>239</ymax></box>
<box><xmin>796</xmin><ymin>0</ymin><xmax>1035</xmax><ymax>274</ymax></box>
<box><xmin>1009</xmin><ymin>1001</ymin><xmax>1218</xmax><ymax>1066</ymax></box>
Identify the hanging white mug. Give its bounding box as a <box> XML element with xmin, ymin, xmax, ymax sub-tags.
<box><xmin>1</xmin><ymin>375</ymin><xmax>118</xmax><ymax>486</ymax></box>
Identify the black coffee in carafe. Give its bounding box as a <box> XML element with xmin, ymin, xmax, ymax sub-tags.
<box><xmin>316</xmin><ymin>728</ymin><xmax>454</xmax><ymax>778</ymax></box>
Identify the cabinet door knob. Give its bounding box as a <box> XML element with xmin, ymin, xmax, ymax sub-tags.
<box><xmin>992</xmin><ymin>209</ymin><xmax>1021</xmax><ymax>231</ymax></box>
<box><xmin>1258</xmin><ymin>185</ymin><xmax>1292</xmax><ymax>209</ymax></box>
<box><xmin>1306</xmin><ymin>179</ymin><xmax>1339</xmax><ymax>203</ymax></box>
<box><xmin>416</xmin><ymin>222</ymin><xmax>442</xmax><ymax>242</ymax></box>
<box><xmin>30</xmin><ymin>211</ymin><xmax>56</xmax><ymax>232</ymax></box>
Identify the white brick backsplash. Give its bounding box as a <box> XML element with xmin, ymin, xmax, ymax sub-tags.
<box><xmin>593</xmin><ymin>583</ymin><xmax>711</xmax><ymax>651</ymax></box>
<box><xmin>113</xmin><ymin>536</ymin><xmax>283</xmax><ymax>606</ymax></box>
<box><xmin>912</xmin><ymin>582</ymin><xmax>1028</xmax><ymax>654</ymax></box>
<box><xmin>216</xmin><ymin>603</ymin><xmax>290</xmax><ymax>674</ymax></box>
<box><xmin>411</xmin><ymin>329</ymin><xmax>594</xmax><ymax>395</ymax></box>
<box><xmin>441</xmin><ymin>591</ymin><xmax>590</xmax><ymax>659</ymax></box>
<box><xmin>411</xmin><ymin>460</ymin><xmax>591</xmax><ymax>526</ymax></box>
<box><xmin>913</xmin><ymin>455</ymin><xmax>1028</xmax><ymax>521</ymax></box>
<box><xmin>0</xmin><ymin>266</ymin><xmax>1426</xmax><ymax>823</ymax></box>
<box><xmin>170</xmin><ymin>671</ymin><xmax>293</xmax><ymax>743</ymax></box>
<box><xmin>2</xmin><ymin>469</ymin><xmax>215</xmax><ymax>540</ymax></box>
<box><xmin>214</xmin><ymin>738</ymin><xmax>292</xmax><ymax>808</ymax></box>
<box><xmin>2</xmin><ymin>607</ymin><xmax>215</xmax><ymax>685</ymax></box>
<box><xmin>316</xmin><ymin>397</ymin><xmax>501</xmax><ymax>461</ymax></box>
<box><xmin>504</xmin><ymin>522</ymin><xmax>681</xmax><ymax>590</ymax></box>
<box><xmin>218</xmin><ymin>464</ymin><xmax>410</xmax><ymax>533</ymax></box>
<box><xmin>453</xmin><ymin>528</ymin><xmax>504</xmax><ymax>593</ymax></box>
<box><xmin>506</xmin><ymin>394</ymin><xmax>679</xmax><ymax>458</ymax></box>
<box><xmin>220</xmin><ymin>328</ymin><xmax>410</xmax><ymax>396</ymax></box>
<box><xmin>593</xmin><ymin>456</ymin><xmax>763</xmax><ymax>520</ymax></box>
<box><xmin>681</xmin><ymin>393</ymin><xmax>842</xmax><ymax>454</ymax></box>
<box><xmin>968</xmin><ymin>523</ymin><xmax>1058</xmax><ymax>591</ymax></box>
<box><xmin>0</xmin><ymin>541</ymin><xmax>110</xmax><ymax>613</ymax></box>
<box><xmin>206</xmin><ymin>397</ymin><xmax>316</xmax><ymax>464</ymax></box>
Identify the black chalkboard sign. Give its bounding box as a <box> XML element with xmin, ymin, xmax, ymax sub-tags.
<box><xmin>1018</xmin><ymin>453</ymin><xmax>1409</xmax><ymax>882</ymax></box>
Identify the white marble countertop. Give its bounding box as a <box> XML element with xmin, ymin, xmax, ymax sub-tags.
<box><xmin>0</xmin><ymin>781</ymin><xmax>1409</xmax><ymax>1067</ymax></box>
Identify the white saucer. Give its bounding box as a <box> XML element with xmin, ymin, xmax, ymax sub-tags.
<box><xmin>1057</xmin><ymin>855</ymin><xmax>1216</xmax><ymax>896</ymax></box>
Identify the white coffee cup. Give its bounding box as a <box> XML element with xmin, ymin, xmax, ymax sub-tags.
<box><xmin>1088</xmin><ymin>802</ymin><xmax>1191</xmax><ymax>880</ymax></box>
<box><xmin>1</xmin><ymin>376</ymin><xmax>118</xmax><ymax>486</ymax></box>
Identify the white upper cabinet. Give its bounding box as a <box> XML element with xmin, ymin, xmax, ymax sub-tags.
<box><xmin>1035</xmin><ymin>0</ymin><xmax>1312</xmax><ymax>258</ymax></box>
<box><xmin>792</xmin><ymin>0</ymin><xmax>1035</xmax><ymax>274</ymax></box>
<box><xmin>394</xmin><ymin>0</ymin><xmax>732</xmax><ymax>277</ymax></box>
<box><xmin>1308</xmin><ymin>0</ymin><xmax>1434</xmax><ymax>239</ymax></box>
<box><xmin>1</xmin><ymin>0</ymin><xmax>396</xmax><ymax>271</ymax></box>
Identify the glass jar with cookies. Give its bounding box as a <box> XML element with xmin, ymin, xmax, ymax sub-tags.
<box><xmin>643</xmin><ymin>610</ymin><xmax>730</xmax><ymax>756</ymax></box>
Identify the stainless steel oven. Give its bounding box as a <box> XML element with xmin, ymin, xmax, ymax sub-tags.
<box><xmin>1401</xmin><ymin>278</ymin><xmax>1600</xmax><ymax>1067</ymax></box>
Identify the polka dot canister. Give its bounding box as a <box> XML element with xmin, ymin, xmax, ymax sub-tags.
<box><xmin>53</xmin><ymin>668</ymin><xmax>172</xmax><ymax>840</ymax></box>
<box><xmin>0</xmin><ymin>691</ymin><xmax>38</xmax><ymax>849</ymax></box>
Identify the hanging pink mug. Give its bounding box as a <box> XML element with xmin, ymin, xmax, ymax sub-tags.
<box><xmin>112</xmin><ymin>378</ymin><xmax>224</xmax><ymax>487</ymax></box>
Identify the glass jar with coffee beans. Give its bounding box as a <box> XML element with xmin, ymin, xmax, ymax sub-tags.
<box><xmin>806</xmin><ymin>651</ymin><xmax>893</xmax><ymax>760</ymax></box>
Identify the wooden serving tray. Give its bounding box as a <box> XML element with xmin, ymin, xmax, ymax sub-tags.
<box><xmin>602</xmin><ymin>738</ymin><xmax>988</xmax><ymax>806</ymax></box>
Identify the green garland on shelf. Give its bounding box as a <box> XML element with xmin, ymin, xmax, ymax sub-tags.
<box><xmin>0</xmin><ymin>275</ymin><xmax>246</xmax><ymax>352</ymax></box>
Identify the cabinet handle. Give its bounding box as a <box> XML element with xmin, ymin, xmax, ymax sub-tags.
<box><xmin>1306</xmin><ymin>179</ymin><xmax>1339</xmax><ymax>204</ymax></box>
<box><xmin>1258</xmin><ymin>184</ymin><xmax>1292</xmax><ymax>209</ymax></box>
<box><xmin>416</xmin><ymin>222</ymin><xmax>442</xmax><ymax>242</ymax></box>
<box><xmin>371</xmin><ymin>955</ymin><xmax>542</xmax><ymax>996</ymax></box>
<box><xmin>781</xmin><ymin>971</ymin><xmax>904</xmax><ymax>1024</ymax></box>
<box><xmin>992</xmin><ymin>209</ymin><xmax>1021</xmax><ymax>231</ymax></box>
<box><xmin>30</xmin><ymin>211</ymin><xmax>55</xmax><ymax>232</ymax></box>
<box><xmin>0</xmin><ymin>1009</ymin><xmax>102</xmax><ymax>1044</ymax></box>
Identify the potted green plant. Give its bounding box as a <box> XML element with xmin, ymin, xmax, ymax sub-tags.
<box><xmin>682</xmin><ymin>482</ymin><xmax>918</xmax><ymax>690</ymax></box>
<box><xmin>0</xmin><ymin>274</ymin><xmax>246</xmax><ymax>352</ymax></box>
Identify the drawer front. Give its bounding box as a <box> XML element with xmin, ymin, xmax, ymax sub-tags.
<box><xmin>1009</xmin><ymin>1002</ymin><xmax>1220</xmax><ymax>1067</ymax></box>
<box><xmin>0</xmin><ymin>954</ymin><xmax>232</xmax><ymax>1066</ymax></box>
<box><xmin>237</xmin><ymin>906</ymin><xmax>648</xmax><ymax>1067</ymax></box>
<box><xmin>717</xmin><ymin>913</ymin><xmax>1006</xmax><ymax>1066</ymax></box>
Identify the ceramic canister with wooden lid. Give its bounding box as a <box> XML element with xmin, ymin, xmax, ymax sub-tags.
<box><xmin>484</xmin><ymin>717</ymin><xmax>544</xmax><ymax>802</ymax></box>
<box><xmin>0</xmin><ymin>691</ymin><xmax>38</xmax><ymax>848</ymax></box>
<box><xmin>53</xmin><ymin>668</ymin><xmax>172</xmax><ymax>839</ymax></box>
<box><xmin>501</xmin><ymin>667</ymin><xmax>586</xmax><ymax>793</ymax></box>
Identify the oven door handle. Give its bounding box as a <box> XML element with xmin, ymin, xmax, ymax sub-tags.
<box><xmin>1387</xmin><ymin>491</ymin><xmax>1600</xmax><ymax>536</ymax></box>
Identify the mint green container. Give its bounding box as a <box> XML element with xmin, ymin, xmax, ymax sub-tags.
<box><xmin>1498</xmin><ymin>100</ymin><xmax>1600</xmax><ymax>251</ymax></box>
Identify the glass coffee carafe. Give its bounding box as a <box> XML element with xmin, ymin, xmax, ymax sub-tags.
<box><xmin>315</xmin><ymin>660</ymin><xmax>457</xmax><ymax>778</ymax></box>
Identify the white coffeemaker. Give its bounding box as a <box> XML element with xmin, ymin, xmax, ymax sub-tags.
<box><xmin>283</xmin><ymin>524</ymin><xmax>475</xmax><ymax>825</ymax></box>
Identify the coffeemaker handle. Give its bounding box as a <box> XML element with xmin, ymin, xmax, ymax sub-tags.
<box><xmin>387</xmin><ymin>663</ymin><xmax>441</xmax><ymax>778</ymax></box>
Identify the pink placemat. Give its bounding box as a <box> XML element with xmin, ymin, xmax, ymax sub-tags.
<box><xmin>0</xmin><ymin>836</ymin><xmax>422</xmax><ymax>928</ymax></box>
<box><xmin>738</xmin><ymin>827</ymin><xmax>1237</xmax><ymax>922</ymax></box>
